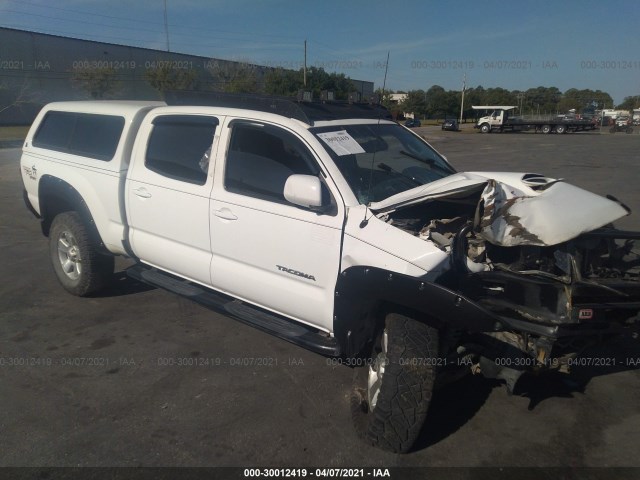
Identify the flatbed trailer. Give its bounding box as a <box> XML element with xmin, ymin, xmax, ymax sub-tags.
<box><xmin>473</xmin><ymin>105</ymin><xmax>598</xmax><ymax>133</ymax></box>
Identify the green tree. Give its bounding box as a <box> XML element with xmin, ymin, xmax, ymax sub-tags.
<box><xmin>374</xmin><ymin>87</ymin><xmax>395</xmax><ymax>109</ymax></box>
<box><xmin>424</xmin><ymin>85</ymin><xmax>447</xmax><ymax>118</ymax></box>
<box><xmin>483</xmin><ymin>87</ymin><xmax>518</xmax><ymax>107</ymax></box>
<box><xmin>207</xmin><ymin>60</ymin><xmax>258</xmax><ymax>93</ymax></box>
<box><xmin>391</xmin><ymin>90</ymin><xmax>426</xmax><ymax>118</ymax></box>
<box><xmin>400</xmin><ymin>90</ymin><xmax>426</xmax><ymax>117</ymax></box>
<box><xmin>523</xmin><ymin>86</ymin><xmax>561</xmax><ymax>114</ymax></box>
<box><xmin>145</xmin><ymin>65</ymin><xmax>198</xmax><ymax>99</ymax></box>
<box><xmin>589</xmin><ymin>90</ymin><xmax>614</xmax><ymax>110</ymax></box>
<box><xmin>557</xmin><ymin>88</ymin><xmax>584</xmax><ymax>112</ymax></box>
<box><xmin>616</xmin><ymin>95</ymin><xmax>640</xmax><ymax>110</ymax></box>
<box><xmin>264</xmin><ymin>68</ymin><xmax>301</xmax><ymax>96</ymax></box>
<box><xmin>442</xmin><ymin>90</ymin><xmax>461</xmax><ymax>118</ymax></box>
<box><xmin>462</xmin><ymin>86</ymin><xmax>485</xmax><ymax>120</ymax></box>
<box><xmin>264</xmin><ymin>66</ymin><xmax>354</xmax><ymax>100</ymax></box>
<box><xmin>71</xmin><ymin>67</ymin><xmax>120</xmax><ymax>99</ymax></box>
<box><xmin>558</xmin><ymin>88</ymin><xmax>615</xmax><ymax>113</ymax></box>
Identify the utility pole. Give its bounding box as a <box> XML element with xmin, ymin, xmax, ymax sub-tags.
<box><xmin>303</xmin><ymin>40</ymin><xmax>307</xmax><ymax>87</ymax></box>
<box><xmin>459</xmin><ymin>73</ymin><xmax>466</xmax><ymax>124</ymax></box>
<box><xmin>516</xmin><ymin>92</ymin><xmax>525</xmax><ymax>113</ymax></box>
<box><xmin>164</xmin><ymin>0</ymin><xmax>170</xmax><ymax>52</ymax></box>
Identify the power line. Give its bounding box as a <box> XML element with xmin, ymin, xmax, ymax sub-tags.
<box><xmin>0</xmin><ymin>2</ymin><xmax>368</xmax><ymax>67</ymax></box>
<box><xmin>0</xmin><ymin>21</ymin><xmax>301</xmax><ymax>60</ymax></box>
<box><xmin>2</xmin><ymin>0</ymin><xmax>302</xmax><ymax>41</ymax></box>
<box><xmin>2</xmin><ymin>23</ymin><xmax>165</xmax><ymax>48</ymax></box>
<box><xmin>0</xmin><ymin>23</ymin><xmax>162</xmax><ymax>46</ymax></box>
<box><xmin>4</xmin><ymin>0</ymin><xmax>166</xmax><ymax>27</ymax></box>
<box><xmin>0</xmin><ymin>9</ymin><xmax>166</xmax><ymax>36</ymax></box>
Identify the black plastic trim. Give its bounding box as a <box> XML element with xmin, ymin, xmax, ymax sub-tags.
<box><xmin>37</xmin><ymin>176</ymin><xmax>109</xmax><ymax>254</ymax></box>
<box><xmin>333</xmin><ymin>266</ymin><xmax>503</xmax><ymax>357</ymax></box>
<box><xmin>127</xmin><ymin>265</ymin><xmax>341</xmax><ymax>357</ymax></box>
<box><xmin>22</xmin><ymin>188</ymin><xmax>40</xmax><ymax>219</ymax></box>
<box><xmin>165</xmin><ymin>91</ymin><xmax>391</xmax><ymax>125</ymax></box>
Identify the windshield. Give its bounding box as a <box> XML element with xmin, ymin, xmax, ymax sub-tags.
<box><xmin>311</xmin><ymin>123</ymin><xmax>456</xmax><ymax>204</ymax></box>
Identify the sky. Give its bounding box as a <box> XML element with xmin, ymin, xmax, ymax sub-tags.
<box><xmin>1</xmin><ymin>0</ymin><xmax>639</xmax><ymax>105</ymax></box>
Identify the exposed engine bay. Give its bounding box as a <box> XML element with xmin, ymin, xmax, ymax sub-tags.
<box><xmin>380</xmin><ymin>179</ymin><xmax>640</xmax><ymax>390</ymax></box>
<box><xmin>385</xmin><ymin>193</ymin><xmax>640</xmax><ymax>286</ymax></box>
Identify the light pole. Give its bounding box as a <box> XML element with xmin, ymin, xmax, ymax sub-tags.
<box><xmin>164</xmin><ymin>0</ymin><xmax>170</xmax><ymax>52</ymax></box>
<box><xmin>459</xmin><ymin>73</ymin><xmax>466</xmax><ymax>124</ymax></box>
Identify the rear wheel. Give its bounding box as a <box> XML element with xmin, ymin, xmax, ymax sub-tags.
<box><xmin>49</xmin><ymin>212</ymin><xmax>114</xmax><ymax>296</ymax></box>
<box><xmin>351</xmin><ymin>313</ymin><xmax>438</xmax><ymax>453</ymax></box>
<box><xmin>541</xmin><ymin>124</ymin><xmax>552</xmax><ymax>134</ymax></box>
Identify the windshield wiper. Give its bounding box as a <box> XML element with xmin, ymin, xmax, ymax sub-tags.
<box><xmin>399</xmin><ymin>150</ymin><xmax>454</xmax><ymax>174</ymax></box>
<box><xmin>378</xmin><ymin>162</ymin><xmax>422</xmax><ymax>186</ymax></box>
<box><xmin>400</xmin><ymin>149</ymin><xmax>433</xmax><ymax>164</ymax></box>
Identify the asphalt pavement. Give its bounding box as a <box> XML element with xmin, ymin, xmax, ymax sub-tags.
<box><xmin>1</xmin><ymin>130</ymin><xmax>639</xmax><ymax>470</ymax></box>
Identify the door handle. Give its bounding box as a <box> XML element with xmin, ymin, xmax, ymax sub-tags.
<box><xmin>214</xmin><ymin>208</ymin><xmax>238</xmax><ymax>221</ymax></box>
<box><xmin>133</xmin><ymin>187</ymin><xmax>152</xmax><ymax>198</ymax></box>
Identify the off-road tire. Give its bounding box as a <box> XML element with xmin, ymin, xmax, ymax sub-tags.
<box><xmin>351</xmin><ymin>313</ymin><xmax>438</xmax><ymax>453</ymax></box>
<box><xmin>49</xmin><ymin>212</ymin><xmax>114</xmax><ymax>296</ymax></box>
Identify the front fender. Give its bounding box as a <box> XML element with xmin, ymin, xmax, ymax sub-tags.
<box><xmin>334</xmin><ymin>266</ymin><xmax>502</xmax><ymax>357</ymax></box>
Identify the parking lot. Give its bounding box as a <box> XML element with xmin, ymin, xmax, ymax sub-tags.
<box><xmin>1</xmin><ymin>130</ymin><xmax>639</xmax><ymax>469</ymax></box>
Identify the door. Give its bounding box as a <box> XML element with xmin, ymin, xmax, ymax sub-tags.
<box><xmin>127</xmin><ymin>113</ymin><xmax>221</xmax><ymax>286</ymax></box>
<box><xmin>490</xmin><ymin>110</ymin><xmax>503</xmax><ymax>128</ymax></box>
<box><xmin>210</xmin><ymin>120</ymin><xmax>344</xmax><ymax>332</ymax></box>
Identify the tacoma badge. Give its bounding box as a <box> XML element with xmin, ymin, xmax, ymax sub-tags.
<box><xmin>276</xmin><ymin>265</ymin><xmax>316</xmax><ymax>281</ymax></box>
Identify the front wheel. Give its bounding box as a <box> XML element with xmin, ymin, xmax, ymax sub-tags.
<box><xmin>480</xmin><ymin>123</ymin><xmax>491</xmax><ymax>133</ymax></box>
<box><xmin>49</xmin><ymin>212</ymin><xmax>114</xmax><ymax>296</ymax></box>
<box><xmin>351</xmin><ymin>313</ymin><xmax>439</xmax><ymax>453</ymax></box>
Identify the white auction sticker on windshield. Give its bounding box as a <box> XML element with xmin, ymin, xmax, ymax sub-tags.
<box><xmin>317</xmin><ymin>130</ymin><xmax>365</xmax><ymax>156</ymax></box>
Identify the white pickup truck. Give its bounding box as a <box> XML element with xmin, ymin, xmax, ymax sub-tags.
<box><xmin>20</xmin><ymin>92</ymin><xmax>640</xmax><ymax>453</ymax></box>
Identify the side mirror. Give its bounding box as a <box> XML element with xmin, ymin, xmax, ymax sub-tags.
<box><xmin>284</xmin><ymin>174</ymin><xmax>323</xmax><ymax>209</ymax></box>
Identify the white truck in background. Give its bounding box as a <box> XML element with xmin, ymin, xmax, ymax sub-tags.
<box><xmin>474</xmin><ymin>105</ymin><xmax>598</xmax><ymax>133</ymax></box>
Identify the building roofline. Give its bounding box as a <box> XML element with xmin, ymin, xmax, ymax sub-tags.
<box><xmin>0</xmin><ymin>26</ymin><xmax>374</xmax><ymax>84</ymax></box>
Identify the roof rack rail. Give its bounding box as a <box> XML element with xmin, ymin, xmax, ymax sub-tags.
<box><xmin>164</xmin><ymin>90</ymin><xmax>392</xmax><ymax>125</ymax></box>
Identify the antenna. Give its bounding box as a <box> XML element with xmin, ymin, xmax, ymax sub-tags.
<box><xmin>360</xmin><ymin>51</ymin><xmax>390</xmax><ymax>229</ymax></box>
<box><xmin>459</xmin><ymin>73</ymin><xmax>466</xmax><ymax>124</ymax></box>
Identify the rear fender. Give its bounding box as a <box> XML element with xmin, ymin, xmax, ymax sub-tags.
<box><xmin>38</xmin><ymin>175</ymin><xmax>107</xmax><ymax>253</ymax></box>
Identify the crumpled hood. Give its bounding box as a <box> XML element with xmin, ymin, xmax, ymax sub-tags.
<box><xmin>370</xmin><ymin>171</ymin><xmax>630</xmax><ymax>247</ymax></box>
<box><xmin>368</xmin><ymin>172</ymin><xmax>489</xmax><ymax>212</ymax></box>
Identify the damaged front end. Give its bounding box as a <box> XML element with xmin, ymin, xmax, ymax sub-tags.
<box><xmin>380</xmin><ymin>174</ymin><xmax>640</xmax><ymax>391</ymax></box>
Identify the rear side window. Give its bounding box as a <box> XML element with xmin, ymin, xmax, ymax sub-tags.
<box><xmin>33</xmin><ymin>111</ymin><xmax>125</xmax><ymax>161</ymax></box>
<box><xmin>145</xmin><ymin>115</ymin><xmax>218</xmax><ymax>186</ymax></box>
